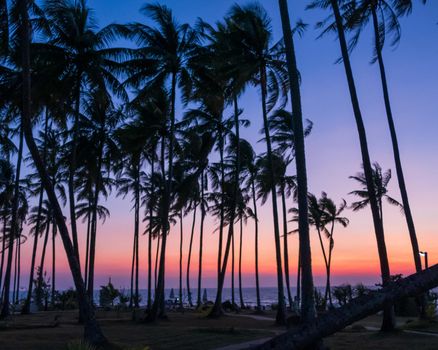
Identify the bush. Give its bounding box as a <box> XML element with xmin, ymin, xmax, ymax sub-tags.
<box><xmin>99</xmin><ymin>279</ymin><xmax>120</xmax><ymax>308</ymax></box>
<box><xmin>332</xmin><ymin>284</ymin><xmax>353</xmax><ymax>306</ymax></box>
<box><xmin>55</xmin><ymin>289</ymin><xmax>79</xmax><ymax>310</ymax></box>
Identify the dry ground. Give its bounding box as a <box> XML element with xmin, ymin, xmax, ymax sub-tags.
<box><xmin>0</xmin><ymin>309</ymin><xmax>438</xmax><ymax>349</ymax></box>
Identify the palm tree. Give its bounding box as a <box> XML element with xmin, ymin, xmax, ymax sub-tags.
<box><xmin>18</xmin><ymin>0</ymin><xmax>107</xmax><ymax>344</ymax></box>
<box><xmin>278</xmin><ymin>0</ymin><xmax>318</xmax><ymax>323</ymax></box>
<box><xmin>117</xmin><ymin>3</ymin><xmax>199</xmax><ymax>320</ymax></box>
<box><xmin>320</xmin><ymin>192</ymin><xmax>349</xmax><ymax>307</ymax></box>
<box><xmin>222</xmin><ymin>3</ymin><xmax>289</xmax><ymax>324</ymax></box>
<box><xmin>349</xmin><ymin>163</ymin><xmax>402</xmax><ymax>222</ymax></box>
<box><xmin>42</xmin><ymin>0</ymin><xmax>127</xmax><ymax>264</ymax></box>
<box><xmin>343</xmin><ymin>0</ymin><xmax>422</xmax><ymax>273</ymax></box>
<box><xmin>308</xmin><ymin>0</ymin><xmax>395</xmax><ymax>330</ymax></box>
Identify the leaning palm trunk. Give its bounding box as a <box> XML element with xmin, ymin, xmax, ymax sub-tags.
<box><xmin>36</xmin><ymin>221</ymin><xmax>50</xmax><ymax>308</ymax></box>
<box><xmin>253</xmin><ymin>264</ymin><xmax>438</xmax><ymax>350</ymax></box>
<box><xmin>316</xmin><ymin>226</ymin><xmax>329</xmax><ymax>307</ymax></box>
<box><xmin>251</xmin><ymin>178</ymin><xmax>261</xmax><ymax>310</ymax></box>
<box><xmin>209</xmin><ymin>96</ymin><xmax>241</xmax><ymax>317</ymax></box>
<box><xmin>330</xmin><ymin>0</ymin><xmax>394</xmax><ymax>330</ymax></box>
<box><xmin>278</xmin><ymin>0</ymin><xmax>316</xmax><ymax>324</ymax></box>
<box><xmin>186</xmin><ymin>203</ymin><xmax>197</xmax><ymax>307</ymax></box>
<box><xmin>197</xmin><ymin>172</ymin><xmax>206</xmax><ymax>308</ymax></box>
<box><xmin>324</xmin><ymin>223</ymin><xmax>335</xmax><ymax>307</ymax></box>
<box><xmin>281</xmin><ymin>189</ymin><xmax>293</xmax><ymax>309</ymax></box>
<box><xmin>0</xmin><ymin>128</ymin><xmax>24</xmax><ymax>318</ymax></box>
<box><xmin>371</xmin><ymin>7</ymin><xmax>421</xmax><ymax>273</ymax></box>
<box><xmin>18</xmin><ymin>0</ymin><xmax>107</xmax><ymax>344</ymax></box>
<box><xmin>260</xmin><ymin>65</ymin><xmax>286</xmax><ymax>325</ymax></box>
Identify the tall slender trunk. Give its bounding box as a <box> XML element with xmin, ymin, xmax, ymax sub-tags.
<box><xmin>0</xmin><ymin>127</ymin><xmax>24</xmax><ymax>318</ymax></box>
<box><xmin>371</xmin><ymin>7</ymin><xmax>421</xmax><ymax>273</ymax></box>
<box><xmin>36</xmin><ymin>218</ymin><xmax>50</xmax><ymax>309</ymax></box>
<box><xmin>316</xmin><ymin>225</ymin><xmax>329</xmax><ymax>307</ymax></box>
<box><xmin>19</xmin><ymin>1</ymin><xmax>107</xmax><ymax>343</ymax></box>
<box><xmin>260</xmin><ymin>65</ymin><xmax>286</xmax><ymax>325</ymax></box>
<box><xmin>13</xmin><ymin>237</ymin><xmax>18</xmax><ymax>304</ymax></box>
<box><xmin>68</xmin><ymin>73</ymin><xmax>82</xmax><ymax>265</ymax></box>
<box><xmin>217</xmin><ymin>131</ymin><xmax>225</xmax><ymax>279</ymax></box>
<box><xmin>154</xmin><ymin>234</ymin><xmax>160</xmax><ymax>291</ymax></box>
<box><xmin>51</xmin><ymin>223</ymin><xmax>56</xmax><ymax>306</ymax></box>
<box><xmin>23</xmin><ymin>110</ymin><xmax>49</xmax><ymax>314</ymax></box>
<box><xmin>179</xmin><ymin>210</ymin><xmax>183</xmax><ymax>310</ymax></box>
<box><xmin>84</xmin><ymin>203</ymin><xmax>91</xmax><ymax>291</ymax></box>
<box><xmin>209</xmin><ymin>95</ymin><xmax>240</xmax><ymax>317</ymax></box>
<box><xmin>129</xmin><ymin>227</ymin><xmax>136</xmax><ymax>308</ymax></box>
<box><xmin>330</xmin><ymin>0</ymin><xmax>394</xmax><ymax>330</ymax></box>
<box><xmin>325</xmin><ymin>222</ymin><xmax>335</xmax><ymax>307</ymax></box>
<box><xmin>231</xmin><ymin>225</ymin><xmax>235</xmax><ymax>306</ymax></box>
<box><xmin>238</xmin><ymin>218</ymin><xmax>244</xmax><ymax>309</ymax></box>
<box><xmin>279</xmin><ymin>0</ymin><xmax>316</xmax><ymax>324</ymax></box>
<box><xmin>150</xmin><ymin>73</ymin><xmax>177</xmax><ymax>320</ymax></box>
<box><xmin>281</xmin><ymin>189</ymin><xmax>293</xmax><ymax>309</ymax></box>
<box><xmin>134</xmin><ymin>162</ymin><xmax>140</xmax><ymax>308</ymax></box>
<box><xmin>186</xmin><ymin>203</ymin><xmax>197</xmax><ymax>307</ymax></box>
<box><xmin>0</xmin><ymin>215</ymin><xmax>7</xmax><ymax>293</ymax></box>
<box><xmin>147</xmin><ymin>155</ymin><xmax>155</xmax><ymax>311</ymax></box>
<box><xmin>251</xmin><ymin>178</ymin><xmax>261</xmax><ymax>310</ymax></box>
<box><xmin>197</xmin><ymin>172</ymin><xmax>205</xmax><ymax>308</ymax></box>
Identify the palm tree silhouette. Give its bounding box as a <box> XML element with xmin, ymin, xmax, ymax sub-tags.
<box><xmin>342</xmin><ymin>0</ymin><xmax>423</xmax><ymax>273</ymax></box>
<box><xmin>308</xmin><ymin>0</ymin><xmax>395</xmax><ymax>330</ymax></box>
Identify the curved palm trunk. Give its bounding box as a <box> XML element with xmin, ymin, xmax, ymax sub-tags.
<box><xmin>186</xmin><ymin>203</ymin><xmax>197</xmax><ymax>307</ymax></box>
<box><xmin>209</xmin><ymin>96</ymin><xmax>241</xmax><ymax>317</ymax></box>
<box><xmin>238</xmin><ymin>218</ymin><xmax>245</xmax><ymax>309</ymax></box>
<box><xmin>84</xmin><ymin>203</ymin><xmax>92</xmax><ymax>290</ymax></box>
<box><xmin>197</xmin><ymin>172</ymin><xmax>206</xmax><ymax>308</ymax></box>
<box><xmin>279</xmin><ymin>0</ymin><xmax>316</xmax><ymax>324</ymax></box>
<box><xmin>1</xmin><ymin>127</ymin><xmax>24</xmax><ymax>318</ymax></box>
<box><xmin>330</xmin><ymin>0</ymin><xmax>394</xmax><ymax>331</ymax></box>
<box><xmin>0</xmin><ymin>215</ymin><xmax>7</xmax><ymax>293</ymax></box>
<box><xmin>13</xmin><ymin>238</ymin><xmax>19</xmax><ymax>304</ymax></box>
<box><xmin>371</xmin><ymin>7</ymin><xmax>421</xmax><ymax>273</ymax></box>
<box><xmin>281</xmin><ymin>189</ymin><xmax>293</xmax><ymax>309</ymax></box>
<box><xmin>19</xmin><ymin>1</ymin><xmax>107</xmax><ymax>343</ymax></box>
<box><xmin>150</xmin><ymin>73</ymin><xmax>177</xmax><ymax>320</ymax></box>
<box><xmin>147</xmin><ymin>210</ymin><xmax>153</xmax><ymax>311</ymax></box>
<box><xmin>251</xmin><ymin>178</ymin><xmax>261</xmax><ymax>310</ymax></box>
<box><xmin>134</xmin><ymin>163</ymin><xmax>140</xmax><ymax>308</ymax></box>
<box><xmin>260</xmin><ymin>65</ymin><xmax>286</xmax><ymax>325</ymax></box>
<box><xmin>154</xmin><ymin>234</ymin><xmax>160</xmax><ymax>291</ymax></box>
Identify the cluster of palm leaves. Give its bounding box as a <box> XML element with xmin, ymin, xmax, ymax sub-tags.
<box><xmin>0</xmin><ymin>0</ymin><xmax>429</xmax><ymax>346</ymax></box>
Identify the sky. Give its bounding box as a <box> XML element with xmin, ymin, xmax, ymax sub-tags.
<box><xmin>17</xmin><ymin>0</ymin><xmax>438</xmax><ymax>292</ymax></box>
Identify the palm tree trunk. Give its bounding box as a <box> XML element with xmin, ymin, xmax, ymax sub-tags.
<box><xmin>371</xmin><ymin>7</ymin><xmax>421</xmax><ymax>273</ymax></box>
<box><xmin>147</xmin><ymin>155</ymin><xmax>155</xmax><ymax>311</ymax></box>
<box><xmin>23</xmin><ymin>110</ymin><xmax>49</xmax><ymax>314</ymax></box>
<box><xmin>281</xmin><ymin>189</ymin><xmax>293</xmax><ymax>309</ymax></box>
<box><xmin>251</xmin><ymin>178</ymin><xmax>261</xmax><ymax>311</ymax></box>
<box><xmin>260</xmin><ymin>65</ymin><xmax>286</xmax><ymax>325</ymax></box>
<box><xmin>278</xmin><ymin>0</ymin><xmax>316</xmax><ymax>324</ymax></box>
<box><xmin>13</xmin><ymin>238</ymin><xmax>18</xmax><ymax>304</ymax></box>
<box><xmin>325</xmin><ymin>223</ymin><xmax>335</xmax><ymax>307</ymax></box>
<box><xmin>51</xmin><ymin>223</ymin><xmax>56</xmax><ymax>307</ymax></box>
<box><xmin>129</xmin><ymin>227</ymin><xmax>136</xmax><ymax>308</ymax></box>
<box><xmin>134</xmin><ymin>163</ymin><xmax>140</xmax><ymax>308</ymax></box>
<box><xmin>209</xmin><ymin>95</ymin><xmax>240</xmax><ymax>317</ymax></box>
<box><xmin>197</xmin><ymin>172</ymin><xmax>205</xmax><ymax>308</ymax></box>
<box><xmin>154</xmin><ymin>234</ymin><xmax>160</xmax><ymax>291</ymax></box>
<box><xmin>0</xmin><ymin>215</ymin><xmax>7</xmax><ymax>293</ymax></box>
<box><xmin>36</xmin><ymin>218</ymin><xmax>50</xmax><ymax>308</ymax></box>
<box><xmin>187</xmin><ymin>203</ymin><xmax>197</xmax><ymax>307</ymax></box>
<box><xmin>18</xmin><ymin>1</ymin><xmax>106</xmax><ymax>343</ymax></box>
<box><xmin>1</xmin><ymin>127</ymin><xmax>24</xmax><ymax>318</ymax></box>
<box><xmin>150</xmin><ymin>73</ymin><xmax>177</xmax><ymax>320</ymax></box>
<box><xmin>330</xmin><ymin>0</ymin><xmax>394</xmax><ymax>331</ymax></box>
<box><xmin>231</xmin><ymin>225</ymin><xmax>235</xmax><ymax>307</ymax></box>
<box><xmin>217</xmin><ymin>132</ymin><xmax>225</xmax><ymax>279</ymax></box>
<box><xmin>179</xmin><ymin>210</ymin><xmax>183</xmax><ymax>310</ymax></box>
<box><xmin>84</xmin><ymin>204</ymin><xmax>91</xmax><ymax>291</ymax></box>
<box><xmin>238</xmin><ymin>218</ymin><xmax>245</xmax><ymax>309</ymax></box>
<box><xmin>316</xmin><ymin>226</ymin><xmax>329</xmax><ymax>307</ymax></box>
